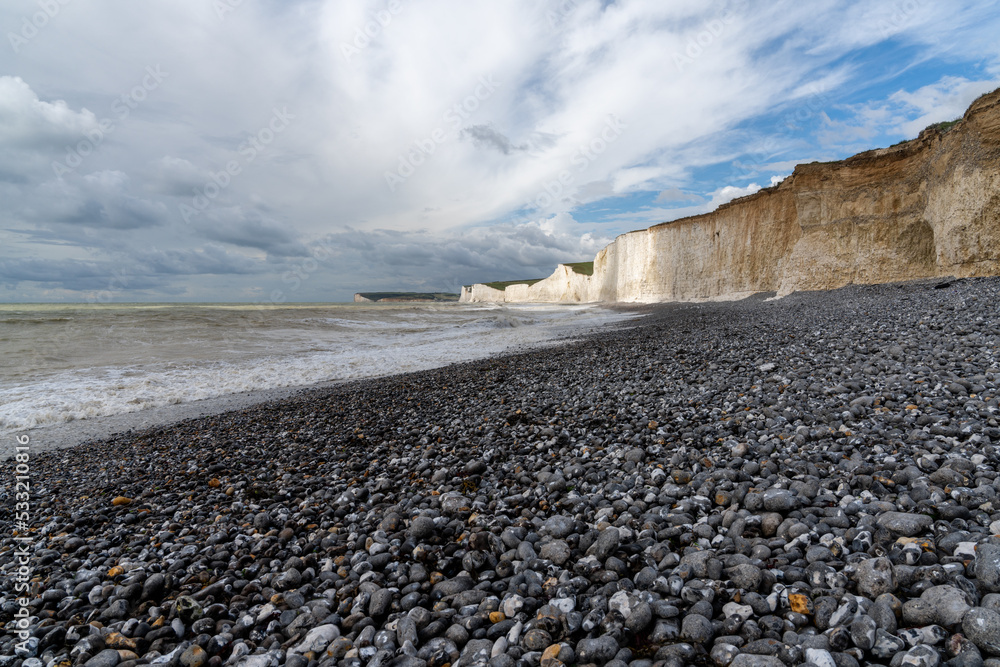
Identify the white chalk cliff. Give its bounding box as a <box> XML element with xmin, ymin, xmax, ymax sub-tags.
<box><xmin>461</xmin><ymin>89</ymin><xmax>1000</xmax><ymax>304</ymax></box>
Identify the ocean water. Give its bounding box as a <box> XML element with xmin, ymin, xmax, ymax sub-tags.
<box><xmin>0</xmin><ymin>302</ymin><xmax>635</xmax><ymax>435</ymax></box>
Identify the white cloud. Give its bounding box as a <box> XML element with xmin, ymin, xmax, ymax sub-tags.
<box><xmin>894</xmin><ymin>77</ymin><xmax>1000</xmax><ymax>136</ymax></box>
<box><xmin>0</xmin><ymin>76</ymin><xmax>99</xmax><ymax>147</ymax></box>
<box><xmin>1</xmin><ymin>0</ymin><xmax>999</xmax><ymax>299</ymax></box>
<box><xmin>820</xmin><ymin>75</ymin><xmax>1000</xmax><ymax>149</ymax></box>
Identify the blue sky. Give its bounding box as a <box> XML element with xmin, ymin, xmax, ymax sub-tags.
<box><xmin>1</xmin><ymin>0</ymin><xmax>999</xmax><ymax>301</ymax></box>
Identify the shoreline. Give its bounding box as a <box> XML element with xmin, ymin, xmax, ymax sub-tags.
<box><xmin>7</xmin><ymin>305</ymin><xmax>648</xmax><ymax>458</ymax></box>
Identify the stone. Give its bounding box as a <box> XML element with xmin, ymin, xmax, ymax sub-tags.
<box><xmin>964</xmin><ymin>608</ymin><xmax>1000</xmax><ymax>656</ymax></box>
<box><xmin>901</xmin><ymin>644</ymin><xmax>941</xmax><ymax>667</ymax></box>
<box><xmin>730</xmin><ymin>656</ymin><xmax>784</xmax><ymax>667</ymax></box>
<box><xmin>975</xmin><ymin>545</ymin><xmax>1000</xmax><ymax>593</ymax></box>
<box><xmin>440</xmin><ymin>493</ymin><xmax>470</xmax><ymax>514</ymax></box>
<box><xmin>856</xmin><ymin>557</ymin><xmax>897</xmax><ymax>598</ymax></box>
<box><xmin>920</xmin><ymin>585</ymin><xmax>971</xmax><ymax>627</ymax></box>
<box><xmin>872</xmin><ymin>628</ymin><xmax>907</xmax><ymax>659</ymax></box>
<box><xmin>83</xmin><ymin>650</ymin><xmax>120</xmax><ymax>667</ymax></box>
<box><xmin>179</xmin><ymin>646</ymin><xmax>208</xmax><ymax>667</ymax></box>
<box><xmin>290</xmin><ymin>624</ymin><xmax>340</xmax><ymax>655</ymax></box>
<box><xmin>521</xmin><ymin>629</ymin><xmax>551</xmax><ymax>651</ymax></box>
<box><xmin>850</xmin><ymin>615</ymin><xmax>877</xmax><ymax>650</ymax></box>
<box><xmin>408</xmin><ymin>516</ymin><xmax>436</xmax><ymax>540</ymax></box>
<box><xmin>175</xmin><ymin>595</ymin><xmax>203</xmax><ymax>623</ymax></box>
<box><xmin>576</xmin><ymin>636</ymin><xmax>619</xmax><ymax>665</ymax></box>
<box><xmin>587</xmin><ymin>527</ymin><xmax>620</xmax><ymax>561</ymax></box>
<box><xmin>728</xmin><ymin>564</ymin><xmax>762</xmax><ymax>591</ymax></box>
<box><xmin>142</xmin><ymin>573</ymin><xmax>166</xmax><ymax>601</ymax></box>
<box><xmin>501</xmin><ymin>595</ymin><xmax>524</xmax><ymax>617</ymax></box>
<box><xmin>902</xmin><ymin>599</ymin><xmax>937</xmax><ymax>627</ymax></box>
<box><xmin>877</xmin><ymin>512</ymin><xmax>933</xmax><ymax>537</ymax></box>
<box><xmin>788</xmin><ymin>593</ymin><xmax>812</xmax><ymax>615</ymax></box>
<box><xmin>680</xmin><ymin>613</ymin><xmax>714</xmax><ymax>644</ymax></box>
<box><xmin>369</xmin><ymin>588</ymin><xmax>393</xmax><ymax>618</ymax></box>
<box><xmin>539</xmin><ymin>540</ymin><xmax>571</xmax><ymax>565</ymax></box>
<box><xmin>625</xmin><ymin>602</ymin><xmax>653</xmax><ymax>633</ymax></box>
<box><xmin>762</xmin><ymin>488</ymin><xmax>799</xmax><ymax>512</ymax></box>
<box><xmin>804</xmin><ymin>648</ymin><xmax>837</xmax><ymax>667</ymax></box>
<box><xmin>541</xmin><ymin>515</ymin><xmax>575</xmax><ymax>539</ymax></box>
<box><xmin>461</xmin><ymin>639</ymin><xmax>494</xmax><ymax>664</ymax></box>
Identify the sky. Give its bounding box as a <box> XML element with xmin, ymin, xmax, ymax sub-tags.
<box><xmin>1</xmin><ymin>0</ymin><xmax>999</xmax><ymax>303</ymax></box>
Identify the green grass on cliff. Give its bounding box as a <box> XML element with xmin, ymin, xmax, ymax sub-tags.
<box><xmin>563</xmin><ymin>261</ymin><xmax>594</xmax><ymax>276</ymax></box>
<box><xmin>482</xmin><ymin>279</ymin><xmax>544</xmax><ymax>290</ymax></box>
<box><xmin>927</xmin><ymin>118</ymin><xmax>961</xmax><ymax>133</ymax></box>
<box><xmin>888</xmin><ymin>117</ymin><xmax>962</xmax><ymax>147</ymax></box>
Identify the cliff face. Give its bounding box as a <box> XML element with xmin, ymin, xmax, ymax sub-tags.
<box><xmin>461</xmin><ymin>88</ymin><xmax>1000</xmax><ymax>304</ymax></box>
<box><xmin>460</xmin><ymin>265</ymin><xmax>592</xmax><ymax>303</ymax></box>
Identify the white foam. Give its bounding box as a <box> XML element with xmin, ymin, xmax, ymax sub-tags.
<box><xmin>0</xmin><ymin>304</ymin><xmax>638</xmax><ymax>434</ymax></box>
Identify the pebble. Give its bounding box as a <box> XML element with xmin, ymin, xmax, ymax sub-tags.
<box><xmin>575</xmin><ymin>637</ymin><xmax>619</xmax><ymax>665</ymax></box>
<box><xmin>964</xmin><ymin>608</ymin><xmax>1000</xmax><ymax>656</ymax></box>
<box><xmin>856</xmin><ymin>557</ymin><xmax>897</xmax><ymax>598</ymax></box>
<box><xmin>975</xmin><ymin>544</ymin><xmax>1000</xmax><ymax>592</ymax></box>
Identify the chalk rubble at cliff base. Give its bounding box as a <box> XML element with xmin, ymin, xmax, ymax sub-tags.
<box><xmin>4</xmin><ymin>277</ymin><xmax>1000</xmax><ymax>667</ymax></box>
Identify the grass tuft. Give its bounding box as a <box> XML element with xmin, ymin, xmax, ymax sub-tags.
<box><xmin>482</xmin><ymin>279</ymin><xmax>544</xmax><ymax>290</ymax></box>
<box><xmin>563</xmin><ymin>261</ymin><xmax>594</xmax><ymax>276</ymax></box>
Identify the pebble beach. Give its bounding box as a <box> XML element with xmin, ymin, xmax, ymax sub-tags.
<box><xmin>3</xmin><ymin>277</ymin><xmax>1000</xmax><ymax>667</ymax></box>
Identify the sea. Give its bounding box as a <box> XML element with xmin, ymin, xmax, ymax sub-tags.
<box><xmin>0</xmin><ymin>302</ymin><xmax>636</xmax><ymax>438</ymax></box>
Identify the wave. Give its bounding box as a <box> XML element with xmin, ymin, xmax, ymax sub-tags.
<box><xmin>0</xmin><ymin>304</ymin><xmax>639</xmax><ymax>433</ymax></box>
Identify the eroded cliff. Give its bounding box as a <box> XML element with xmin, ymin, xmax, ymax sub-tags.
<box><xmin>461</xmin><ymin>88</ymin><xmax>1000</xmax><ymax>303</ymax></box>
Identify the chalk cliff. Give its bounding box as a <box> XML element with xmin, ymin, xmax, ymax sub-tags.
<box><xmin>461</xmin><ymin>88</ymin><xmax>1000</xmax><ymax>303</ymax></box>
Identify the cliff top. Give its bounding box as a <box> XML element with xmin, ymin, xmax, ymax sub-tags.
<box><xmin>641</xmin><ymin>86</ymin><xmax>1000</xmax><ymax>236</ymax></box>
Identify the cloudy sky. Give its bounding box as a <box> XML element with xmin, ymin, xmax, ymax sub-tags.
<box><xmin>1</xmin><ymin>0</ymin><xmax>999</xmax><ymax>302</ymax></box>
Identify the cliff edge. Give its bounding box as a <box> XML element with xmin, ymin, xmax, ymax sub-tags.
<box><xmin>461</xmin><ymin>88</ymin><xmax>1000</xmax><ymax>303</ymax></box>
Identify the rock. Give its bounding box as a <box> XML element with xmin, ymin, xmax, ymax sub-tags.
<box><xmin>902</xmin><ymin>599</ymin><xmax>937</xmax><ymax>627</ymax></box>
<box><xmin>975</xmin><ymin>545</ymin><xmax>1000</xmax><ymax>593</ymax></box>
<box><xmin>921</xmin><ymin>585</ymin><xmax>971</xmax><ymax>627</ymax></box>
<box><xmin>541</xmin><ymin>515</ymin><xmax>575</xmax><ymax>539</ymax></box>
<box><xmin>856</xmin><ymin>557</ymin><xmax>897</xmax><ymax>598</ymax></box>
<box><xmin>625</xmin><ymin>602</ymin><xmax>652</xmax><ymax>633</ymax></box>
<box><xmin>762</xmin><ymin>488</ymin><xmax>799</xmax><ymax>512</ymax></box>
<box><xmin>440</xmin><ymin>493</ymin><xmax>470</xmax><ymax>514</ymax></box>
<box><xmin>964</xmin><ymin>608</ymin><xmax>1000</xmax><ymax>656</ymax></box>
<box><xmin>501</xmin><ymin>595</ymin><xmax>524</xmax><ymax>618</ymax></box>
<box><xmin>83</xmin><ymin>650</ymin><xmax>120</xmax><ymax>667</ymax></box>
<box><xmin>804</xmin><ymin>648</ymin><xmax>837</xmax><ymax>667</ymax></box>
<box><xmin>433</xmin><ymin>576</ymin><xmax>474</xmax><ymax>598</ymax></box>
<box><xmin>289</xmin><ymin>624</ymin><xmax>340</xmax><ymax>655</ymax></box>
<box><xmin>141</xmin><ymin>572</ymin><xmax>166</xmax><ymax>601</ymax></box>
<box><xmin>730</xmin><ymin>656</ymin><xmax>784</xmax><ymax>667</ymax></box>
<box><xmin>539</xmin><ymin>540</ymin><xmax>571</xmax><ymax>565</ymax></box>
<box><xmin>461</xmin><ymin>639</ymin><xmax>495</xmax><ymax>665</ymax></box>
<box><xmin>850</xmin><ymin>615</ymin><xmax>877</xmax><ymax>650</ymax></box>
<box><xmin>175</xmin><ymin>595</ymin><xmax>203</xmax><ymax>624</ymax></box>
<box><xmin>901</xmin><ymin>644</ymin><xmax>941</xmax><ymax>667</ymax></box>
<box><xmin>680</xmin><ymin>613</ymin><xmax>714</xmax><ymax>643</ymax></box>
<box><xmin>872</xmin><ymin>628</ymin><xmax>907</xmax><ymax>659</ymax></box>
<box><xmin>586</xmin><ymin>527</ymin><xmax>620</xmax><ymax>561</ymax></box>
<box><xmin>408</xmin><ymin>516</ymin><xmax>436</xmax><ymax>540</ymax></box>
<box><xmin>521</xmin><ymin>629</ymin><xmax>550</xmax><ymax>651</ymax></box>
<box><xmin>710</xmin><ymin>643</ymin><xmax>740</xmax><ymax>667</ymax></box>
<box><xmin>179</xmin><ymin>646</ymin><xmax>208</xmax><ymax>667</ymax></box>
<box><xmin>369</xmin><ymin>588</ymin><xmax>393</xmax><ymax>618</ymax></box>
<box><xmin>728</xmin><ymin>564</ymin><xmax>762</xmax><ymax>591</ymax></box>
<box><xmin>576</xmin><ymin>636</ymin><xmax>619</xmax><ymax>665</ymax></box>
<box><xmin>877</xmin><ymin>512</ymin><xmax>933</xmax><ymax>537</ymax></box>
